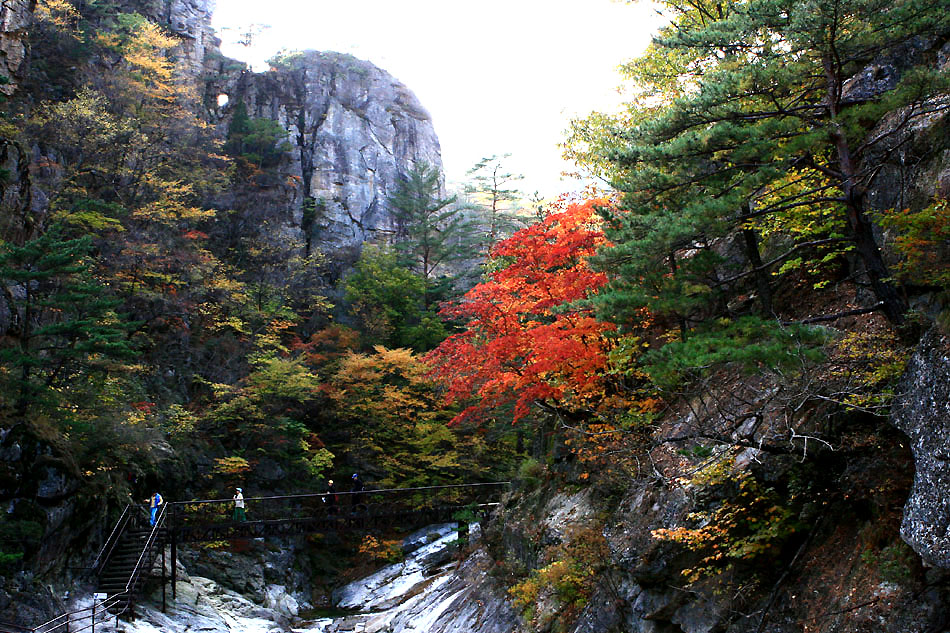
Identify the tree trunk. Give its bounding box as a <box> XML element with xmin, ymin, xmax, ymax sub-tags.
<box><xmin>823</xmin><ymin>53</ymin><xmax>907</xmax><ymax>325</ymax></box>
<box><xmin>741</xmin><ymin>226</ymin><xmax>773</xmax><ymax>316</ymax></box>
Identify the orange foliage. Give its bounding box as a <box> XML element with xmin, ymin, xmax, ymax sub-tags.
<box><xmin>290</xmin><ymin>325</ymin><xmax>361</xmax><ymax>366</ymax></box>
<box><xmin>425</xmin><ymin>198</ymin><xmax>617</xmax><ymax>423</ymax></box>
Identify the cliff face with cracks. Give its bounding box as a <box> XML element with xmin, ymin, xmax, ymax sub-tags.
<box><xmin>206</xmin><ymin>50</ymin><xmax>444</xmax><ymax>260</ymax></box>
<box><xmin>0</xmin><ymin>0</ymin><xmax>35</xmax><ymax>95</ymax></box>
<box><xmin>891</xmin><ymin>327</ymin><xmax>950</xmax><ymax>569</ymax></box>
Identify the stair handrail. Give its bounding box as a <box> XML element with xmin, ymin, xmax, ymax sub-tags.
<box><xmin>118</xmin><ymin>502</ymin><xmax>167</xmax><ymax>610</ymax></box>
<box><xmin>90</xmin><ymin>503</ymin><xmax>132</xmax><ymax>575</ymax></box>
<box><xmin>3</xmin><ymin>591</ymin><xmax>126</xmax><ymax>633</ymax></box>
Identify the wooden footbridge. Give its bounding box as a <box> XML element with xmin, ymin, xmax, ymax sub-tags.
<box><xmin>2</xmin><ymin>482</ymin><xmax>509</xmax><ymax>633</ymax></box>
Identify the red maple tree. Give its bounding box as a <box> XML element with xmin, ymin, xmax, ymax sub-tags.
<box><xmin>425</xmin><ymin>198</ymin><xmax>618</xmax><ymax>424</ymax></box>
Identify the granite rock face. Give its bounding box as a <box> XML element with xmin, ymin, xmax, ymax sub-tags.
<box><xmin>163</xmin><ymin>0</ymin><xmax>218</xmax><ymax>81</ymax></box>
<box><xmin>213</xmin><ymin>50</ymin><xmax>443</xmax><ymax>255</ymax></box>
<box><xmin>862</xmin><ymin>37</ymin><xmax>950</xmax><ymax>213</ymax></box>
<box><xmin>323</xmin><ymin>524</ymin><xmax>518</xmax><ymax>633</ymax></box>
<box><xmin>891</xmin><ymin>327</ymin><xmax>950</xmax><ymax>569</ymax></box>
<box><xmin>0</xmin><ymin>0</ymin><xmax>34</xmax><ymax>95</ymax></box>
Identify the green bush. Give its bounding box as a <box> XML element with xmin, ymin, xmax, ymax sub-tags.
<box><xmin>517</xmin><ymin>458</ymin><xmax>544</xmax><ymax>490</ymax></box>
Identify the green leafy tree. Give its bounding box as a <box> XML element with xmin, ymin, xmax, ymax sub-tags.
<box><xmin>344</xmin><ymin>245</ymin><xmax>446</xmax><ymax>351</ymax></box>
<box><xmin>201</xmin><ymin>330</ymin><xmax>333</xmax><ymax>489</ymax></box>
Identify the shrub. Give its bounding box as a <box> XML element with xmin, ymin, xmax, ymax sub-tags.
<box><xmin>509</xmin><ymin>526</ymin><xmax>609</xmax><ymax>626</ymax></box>
<box><xmin>653</xmin><ymin>461</ymin><xmax>802</xmax><ymax>583</ymax></box>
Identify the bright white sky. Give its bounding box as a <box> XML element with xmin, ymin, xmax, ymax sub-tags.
<box><xmin>211</xmin><ymin>0</ymin><xmax>665</xmax><ymax>198</ymax></box>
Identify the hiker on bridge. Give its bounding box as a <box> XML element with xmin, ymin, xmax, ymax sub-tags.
<box><xmin>323</xmin><ymin>479</ymin><xmax>338</xmax><ymax>510</ymax></box>
<box><xmin>148</xmin><ymin>491</ymin><xmax>163</xmax><ymax>526</ymax></box>
<box><xmin>351</xmin><ymin>473</ymin><xmax>364</xmax><ymax>508</ymax></box>
<box><xmin>233</xmin><ymin>487</ymin><xmax>246</xmax><ymax>522</ymax></box>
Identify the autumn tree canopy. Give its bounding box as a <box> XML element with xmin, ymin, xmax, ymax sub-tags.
<box><xmin>425</xmin><ymin>198</ymin><xmax>621</xmax><ymax>424</ymax></box>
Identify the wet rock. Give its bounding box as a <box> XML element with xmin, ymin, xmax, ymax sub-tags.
<box><xmin>322</xmin><ymin>547</ymin><xmax>518</xmax><ymax>633</ymax></box>
<box><xmin>333</xmin><ymin>523</ymin><xmax>458</xmax><ymax>610</ymax></box>
<box><xmin>264</xmin><ymin>584</ymin><xmax>299</xmax><ymax>618</ymax></box>
<box><xmin>891</xmin><ymin>327</ymin><xmax>950</xmax><ymax>568</ymax></box>
<box><xmin>128</xmin><ymin>575</ymin><xmax>291</xmax><ymax>632</ymax></box>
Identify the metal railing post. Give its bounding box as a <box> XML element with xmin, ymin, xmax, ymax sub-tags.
<box><xmin>171</xmin><ymin>504</ymin><xmax>177</xmax><ymax>601</ymax></box>
<box><xmin>161</xmin><ymin>541</ymin><xmax>166</xmax><ymax>613</ymax></box>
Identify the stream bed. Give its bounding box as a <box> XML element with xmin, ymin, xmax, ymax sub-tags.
<box><xmin>95</xmin><ymin>522</ymin><xmax>517</xmax><ymax>633</ymax></box>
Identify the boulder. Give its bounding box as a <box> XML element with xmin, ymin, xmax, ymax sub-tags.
<box><xmin>891</xmin><ymin>327</ymin><xmax>950</xmax><ymax>568</ymax></box>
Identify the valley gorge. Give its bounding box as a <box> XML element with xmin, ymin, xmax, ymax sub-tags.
<box><xmin>1</xmin><ymin>1</ymin><xmax>950</xmax><ymax>632</ymax></box>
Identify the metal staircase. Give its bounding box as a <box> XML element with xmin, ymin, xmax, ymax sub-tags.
<box><xmin>95</xmin><ymin>525</ymin><xmax>162</xmax><ymax>615</ymax></box>
<box><xmin>0</xmin><ymin>503</ymin><xmax>163</xmax><ymax>633</ymax></box>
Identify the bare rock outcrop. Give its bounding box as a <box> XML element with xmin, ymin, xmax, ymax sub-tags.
<box><xmin>212</xmin><ymin>50</ymin><xmax>443</xmax><ymax>256</ymax></box>
<box><xmin>0</xmin><ymin>0</ymin><xmax>34</xmax><ymax>95</ymax></box>
<box><xmin>891</xmin><ymin>327</ymin><xmax>950</xmax><ymax>568</ymax></box>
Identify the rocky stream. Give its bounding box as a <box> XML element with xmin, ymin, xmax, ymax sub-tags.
<box><xmin>67</xmin><ymin>523</ymin><xmax>515</xmax><ymax>633</ymax></box>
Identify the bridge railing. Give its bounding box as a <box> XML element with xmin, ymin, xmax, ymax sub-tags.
<box><xmin>168</xmin><ymin>482</ymin><xmax>510</xmax><ymax>529</ymax></box>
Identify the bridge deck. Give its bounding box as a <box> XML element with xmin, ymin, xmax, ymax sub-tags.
<box><xmin>172</xmin><ymin>502</ymin><xmax>499</xmax><ymax>542</ymax></box>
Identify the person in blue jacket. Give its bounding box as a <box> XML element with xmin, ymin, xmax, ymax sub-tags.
<box><xmin>148</xmin><ymin>491</ymin><xmax>163</xmax><ymax>526</ymax></box>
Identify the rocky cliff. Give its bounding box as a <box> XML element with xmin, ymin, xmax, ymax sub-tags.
<box><xmin>111</xmin><ymin>0</ymin><xmax>442</xmax><ymax>258</ymax></box>
<box><xmin>892</xmin><ymin>327</ymin><xmax>950</xmax><ymax>569</ymax></box>
<box><xmin>208</xmin><ymin>50</ymin><xmax>443</xmax><ymax>257</ymax></box>
<box><xmin>0</xmin><ymin>0</ymin><xmax>34</xmax><ymax>95</ymax></box>
<box><xmin>6</xmin><ymin>0</ymin><xmax>441</xmax><ymax>259</ymax></box>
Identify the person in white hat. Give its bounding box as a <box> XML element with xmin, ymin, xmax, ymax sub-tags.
<box><xmin>232</xmin><ymin>487</ymin><xmax>246</xmax><ymax>522</ymax></box>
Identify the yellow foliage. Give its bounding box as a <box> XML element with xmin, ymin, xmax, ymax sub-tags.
<box><xmin>36</xmin><ymin>0</ymin><xmax>80</xmax><ymax>31</ymax></box>
<box><xmin>357</xmin><ymin>535</ymin><xmax>403</xmax><ymax>564</ymax></box>
<box><xmin>213</xmin><ymin>456</ymin><xmax>251</xmax><ymax>475</ymax></box>
<box><xmin>509</xmin><ymin>526</ymin><xmax>608</xmax><ymax>625</ymax></box>
<box><xmin>828</xmin><ymin>331</ymin><xmax>909</xmax><ymax>411</ymax></box>
<box><xmin>653</xmin><ymin>466</ymin><xmax>800</xmax><ymax>583</ymax></box>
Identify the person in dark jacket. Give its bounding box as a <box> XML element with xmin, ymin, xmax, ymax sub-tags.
<box><xmin>351</xmin><ymin>473</ymin><xmax>364</xmax><ymax>508</ymax></box>
<box><xmin>324</xmin><ymin>479</ymin><xmax>338</xmax><ymax>512</ymax></box>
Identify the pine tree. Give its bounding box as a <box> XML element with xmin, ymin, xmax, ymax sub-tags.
<box><xmin>0</xmin><ymin>227</ymin><xmax>137</xmax><ymax>415</ymax></box>
<box><xmin>388</xmin><ymin>162</ymin><xmax>475</xmax><ymax>307</ymax></box>
<box><xmin>464</xmin><ymin>154</ymin><xmax>527</xmax><ymax>254</ymax></box>
<box><xmin>594</xmin><ymin>0</ymin><xmax>950</xmax><ymax>335</ymax></box>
